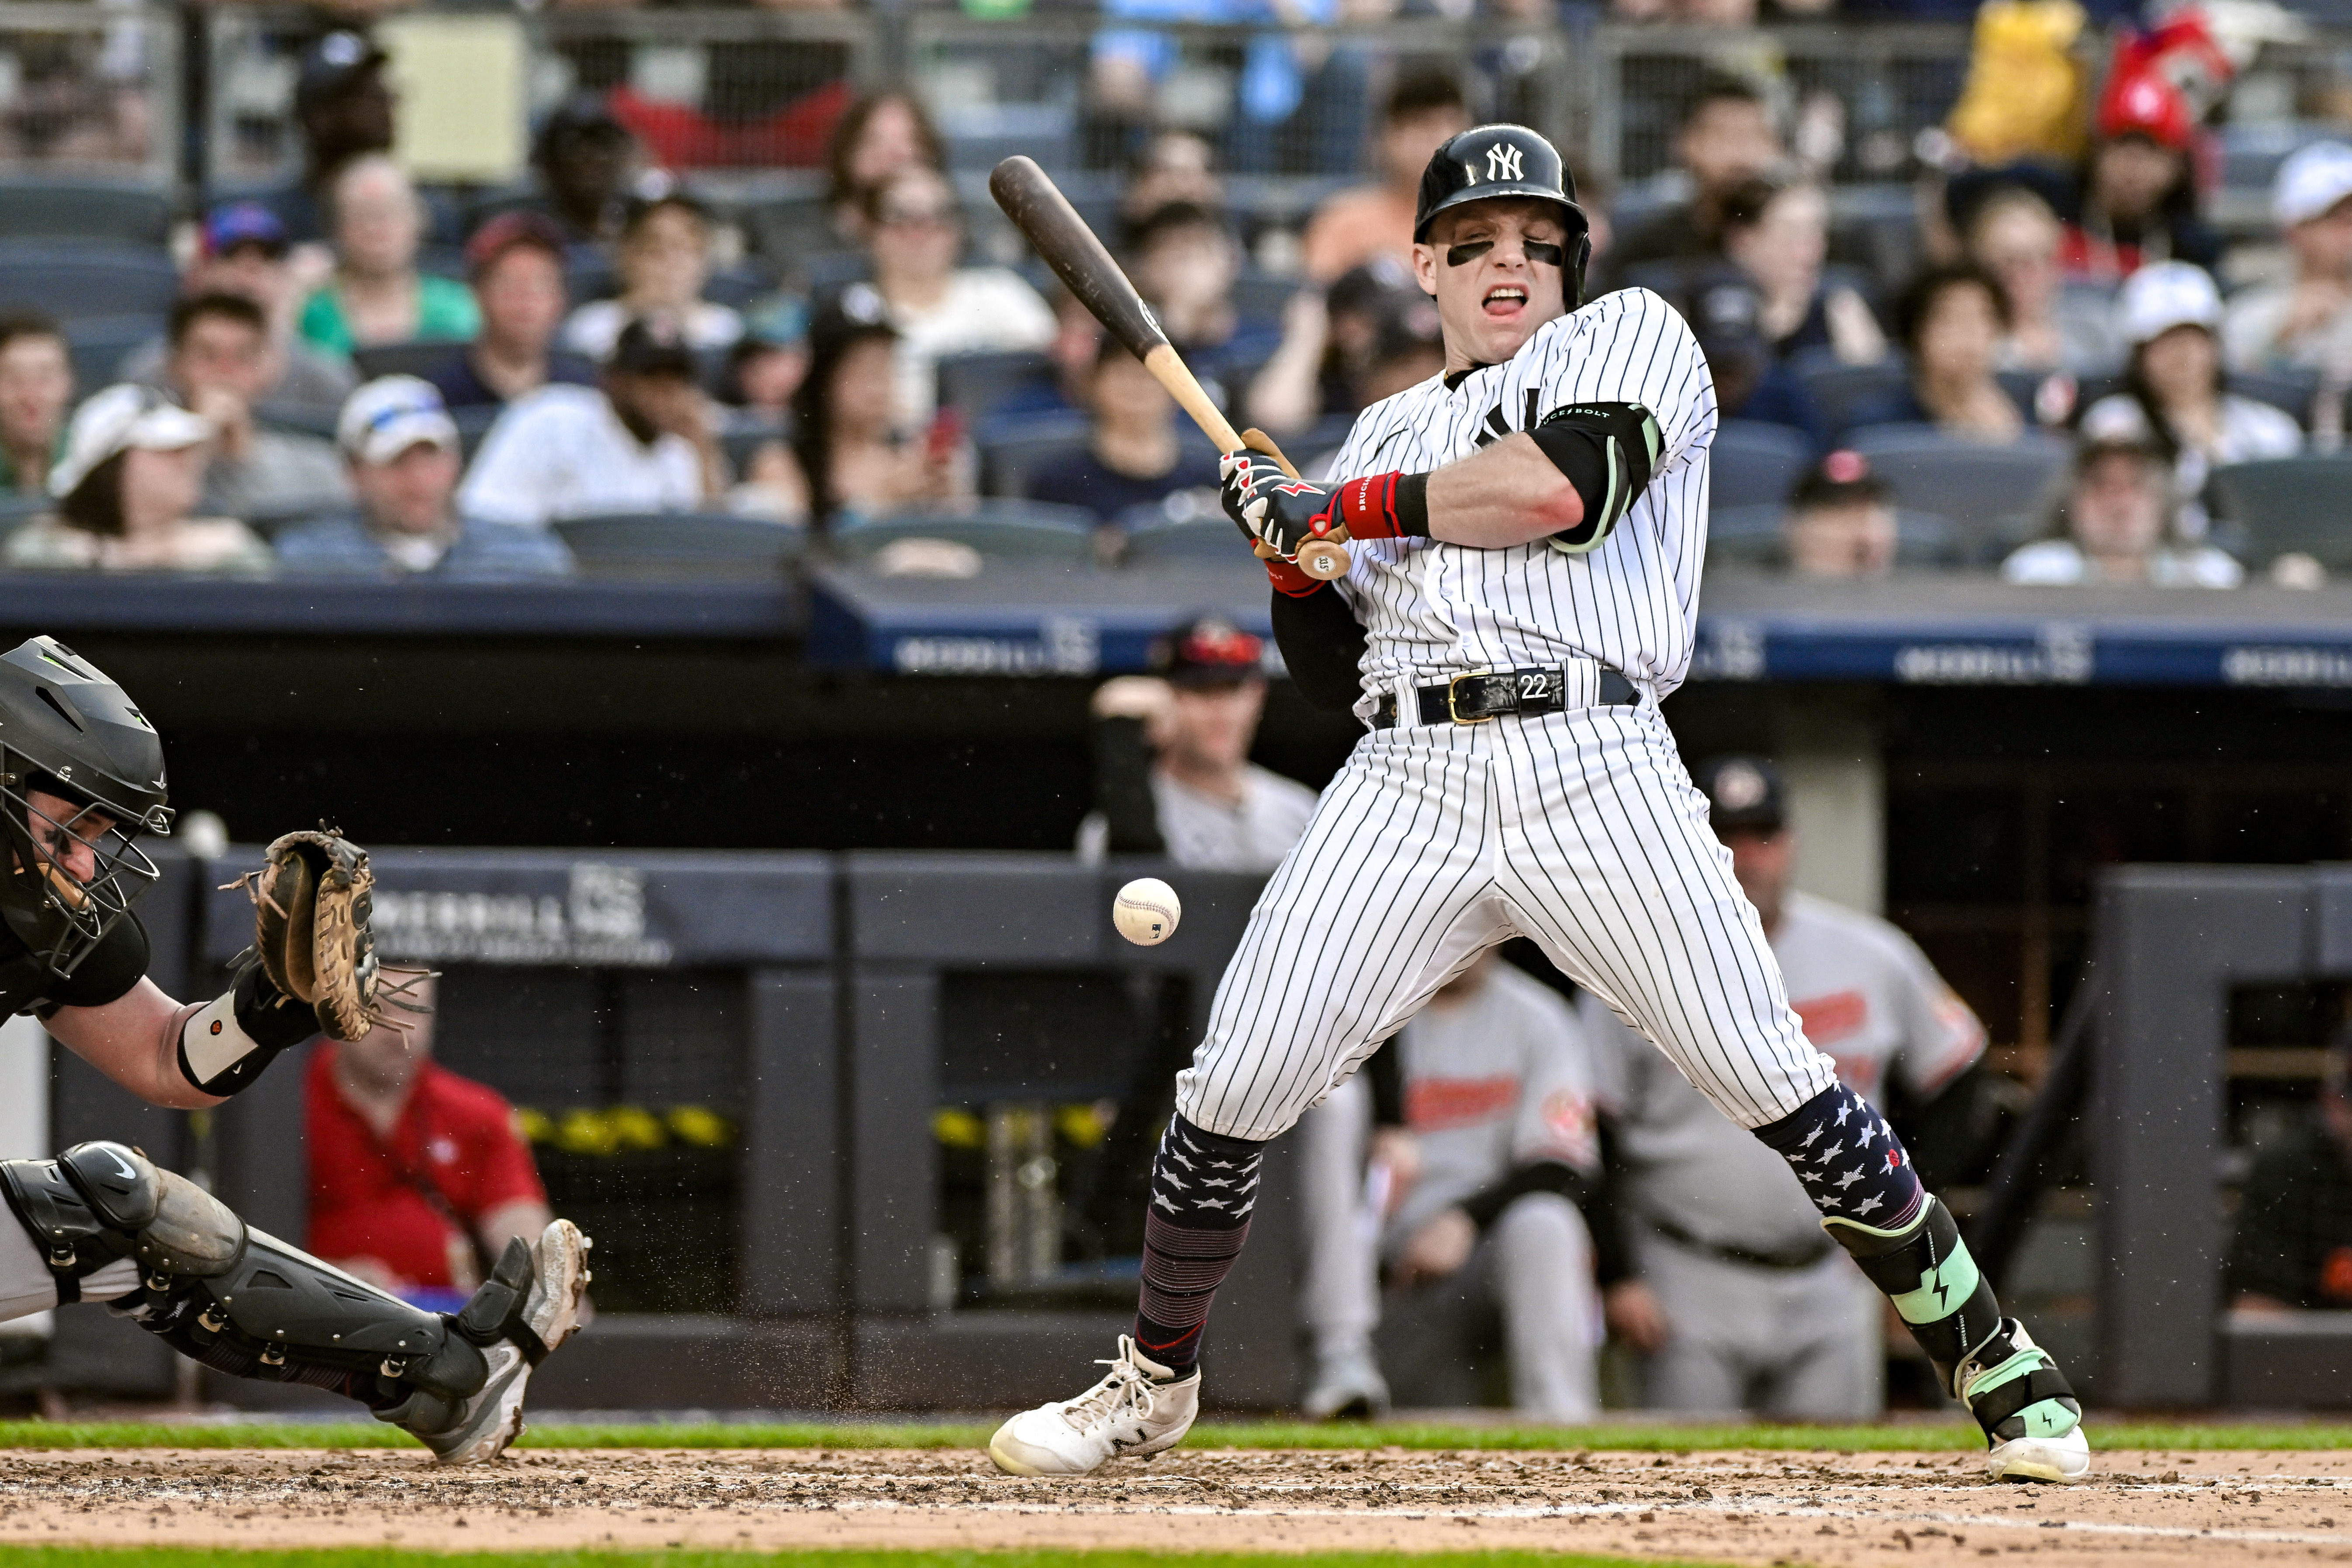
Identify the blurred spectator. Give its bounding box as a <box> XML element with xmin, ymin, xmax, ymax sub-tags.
<box><xmin>299</xmin><ymin>156</ymin><xmax>481</xmax><ymax>357</ymax></box>
<box><xmin>2223</xmin><ymin>142</ymin><xmax>2352</xmax><ymax>376</ymax></box>
<box><xmin>2061</xmin><ymin>71</ymin><xmax>2221</xmax><ymax>281</ymax></box>
<box><xmin>1688</xmin><ymin>276</ymin><xmax>1827</xmax><ymax>450</ymax></box>
<box><xmin>2002</xmin><ymin>436</ymin><xmax>2240</xmax><ymax>587</ymax></box>
<box><xmin>122</xmin><ymin>204</ymin><xmax>356</xmax><ymax>418</ymax></box>
<box><xmin>0</xmin><ymin>314</ymin><xmax>70</xmax><ymax>496</ymax></box>
<box><xmin>863</xmin><ymin>167</ymin><xmax>1056</xmax><ymax>429</ymax></box>
<box><xmin>719</xmin><ymin>298</ymin><xmax>810</xmax><ymax>418</ymax></box>
<box><xmin>260</xmin><ymin>31</ymin><xmax>397</xmax><ymax>246</ymax></box>
<box><xmin>1838</xmin><ymin>262</ymin><xmax>2023</xmax><ymax>442</ymax></box>
<box><xmin>1964</xmin><ymin>187</ymin><xmax>2119</xmax><ymax>376</ymax></box>
<box><xmin>1784</xmin><ymin>450</ymin><xmax>1896</xmax><ymax>578</ymax></box>
<box><xmin>1301</xmin><ymin>70</ymin><xmax>1470</xmax><ymax>284</ymax></box>
<box><xmin>1612</xmin><ymin>76</ymin><xmax>1785</xmax><ymax>272</ymax></box>
<box><xmin>277</xmin><ymin>377</ymin><xmax>574</xmax><ymax>581</ymax></box>
<box><xmin>7</xmin><ymin>386</ymin><xmax>271</xmax><ymax>574</ymax></box>
<box><xmin>2229</xmin><ymin>1029</ymin><xmax>2352</xmax><ymax>1314</ymax></box>
<box><xmin>524</xmin><ymin>95</ymin><xmax>639</xmax><ymax>246</ymax></box>
<box><xmin>1247</xmin><ymin>256</ymin><xmax>1422</xmax><ymax>437</ymax></box>
<box><xmin>786</xmin><ymin>287</ymin><xmax>966</xmax><ymax>526</ymax></box>
<box><xmin>1343</xmin><ymin>954</ymin><xmax>1606</xmax><ymax>1422</ymax></box>
<box><xmin>1029</xmin><ymin>341</ymin><xmax>1217</xmax><ymax>523</ymax></box>
<box><xmin>1354</xmin><ymin>298</ymin><xmax>1446</xmax><ymax>406</ymax></box>
<box><xmin>1128</xmin><ymin>201</ymin><xmax>1278</xmax><ymax>395</ymax></box>
<box><xmin>1719</xmin><ymin>178</ymin><xmax>1883</xmax><ymax>365</ymax></box>
<box><xmin>1120</xmin><ymin>131</ymin><xmax>1226</xmax><ymax>227</ymax></box>
<box><xmin>1585</xmin><ymin>757</ymin><xmax>1985</xmax><ymax>1418</ymax></box>
<box><xmin>825</xmin><ymin>89</ymin><xmax>945</xmax><ymax>247</ymax></box>
<box><xmin>2081</xmin><ymin>262</ymin><xmax>2300</xmax><ymax>523</ymax></box>
<box><xmin>421</xmin><ymin>212</ymin><xmax>595</xmax><ymax>413</ymax></box>
<box><xmin>308</xmin><ymin>974</ymin><xmax>553</xmax><ymax>1298</ymax></box>
<box><xmin>562</xmin><ymin>194</ymin><xmax>743</xmax><ymax>362</ymax></box>
<box><xmin>459</xmin><ymin>321</ymin><xmax>722</xmax><ymax>527</ymax></box>
<box><xmin>1076</xmin><ymin>617</ymin><xmax>1309</xmax><ymax>866</ymax></box>
<box><xmin>163</xmin><ymin>293</ymin><xmax>351</xmax><ymax>522</ymax></box>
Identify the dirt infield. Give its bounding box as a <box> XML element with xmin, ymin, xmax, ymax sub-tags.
<box><xmin>1</xmin><ymin>1445</ymin><xmax>2347</xmax><ymax>1564</ymax></box>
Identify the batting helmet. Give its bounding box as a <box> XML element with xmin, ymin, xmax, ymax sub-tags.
<box><xmin>1415</xmin><ymin>124</ymin><xmax>1592</xmax><ymax>307</ymax></box>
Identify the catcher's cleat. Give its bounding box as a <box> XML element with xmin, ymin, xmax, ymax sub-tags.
<box><xmin>988</xmin><ymin>1335</ymin><xmax>1199</xmax><ymax>1476</ymax></box>
<box><xmin>410</xmin><ymin>1219</ymin><xmax>591</xmax><ymax>1465</ymax></box>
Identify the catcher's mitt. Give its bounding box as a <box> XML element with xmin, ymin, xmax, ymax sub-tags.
<box><xmin>234</xmin><ymin>830</ymin><xmax>387</xmax><ymax>1041</ymax></box>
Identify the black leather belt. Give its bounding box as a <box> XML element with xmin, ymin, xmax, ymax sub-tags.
<box><xmin>1645</xmin><ymin>1212</ymin><xmax>1837</xmax><ymax>1273</ymax></box>
<box><xmin>1372</xmin><ymin>663</ymin><xmax>1640</xmax><ymax>729</ymax></box>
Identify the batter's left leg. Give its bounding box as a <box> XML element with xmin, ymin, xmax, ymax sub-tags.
<box><xmin>1492</xmin><ymin>707</ymin><xmax>2085</xmax><ymax>1482</ymax></box>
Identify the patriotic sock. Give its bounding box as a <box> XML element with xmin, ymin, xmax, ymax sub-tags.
<box><xmin>1133</xmin><ymin>1115</ymin><xmax>1265</xmax><ymax>1379</ymax></box>
<box><xmin>1748</xmin><ymin>1080</ymin><xmax>1923</xmax><ymax>1231</ymax></box>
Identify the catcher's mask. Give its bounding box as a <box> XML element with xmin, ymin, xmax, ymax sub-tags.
<box><xmin>0</xmin><ymin>637</ymin><xmax>171</xmax><ymax>977</ymax></box>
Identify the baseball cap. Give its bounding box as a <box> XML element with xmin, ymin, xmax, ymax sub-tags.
<box><xmin>1788</xmin><ymin>449</ymin><xmax>1890</xmax><ymax>511</ymax></box>
<box><xmin>337</xmin><ymin>375</ymin><xmax>459</xmax><ymax>464</ymax></box>
<box><xmin>2115</xmin><ymin>260</ymin><xmax>2222</xmax><ymax>346</ymax></box>
<box><xmin>295</xmin><ymin>30</ymin><xmax>388</xmax><ymax>113</ymax></box>
<box><xmin>1692</xmin><ymin>755</ymin><xmax>1786</xmax><ymax>835</ymax></box>
<box><xmin>1152</xmin><ymin>614</ymin><xmax>1265</xmax><ymax>687</ymax></box>
<box><xmin>200</xmin><ymin>201</ymin><xmax>289</xmax><ymax>260</ymax></box>
<box><xmin>464</xmin><ymin>210</ymin><xmax>569</xmax><ymax>280</ymax></box>
<box><xmin>606</xmin><ymin>317</ymin><xmax>698</xmax><ymax>379</ymax></box>
<box><xmin>2097</xmin><ymin>68</ymin><xmax>2194</xmax><ymax>152</ymax></box>
<box><xmin>48</xmin><ymin>385</ymin><xmax>211</xmax><ymax>499</ymax></box>
<box><xmin>2275</xmin><ymin>141</ymin><xmax>2352</xmax><ymax>228</ymax></box>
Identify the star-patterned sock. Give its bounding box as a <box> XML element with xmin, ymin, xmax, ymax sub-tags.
<box><xmin>1133</xmin><ymin>1115</ymin><xmax>1265</xmax><ymax>1379</ymax></box>
<box><xmin>1749</xmin><ymin>1080</ymin><xmax>1925</xmax><ymax>1231</ymax></box>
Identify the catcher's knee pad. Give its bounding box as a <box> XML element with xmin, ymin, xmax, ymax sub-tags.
<box><xmin>0</xmin><ymin>1142</ymin><xmax>242</xmax><ymax>1302</ymax></box>
<box><xmin>1823</xmin><ymin>1194</ymin><xmax>2002</xmax><ymax>1392</ymax></box>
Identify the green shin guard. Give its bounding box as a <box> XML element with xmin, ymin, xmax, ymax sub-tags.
<box><xmin>1824</xmin><ymin>1197</ymin><xmax>2081</xmax><ymax>1444</ymax></box>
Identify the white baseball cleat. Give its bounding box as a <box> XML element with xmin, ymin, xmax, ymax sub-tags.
<box><xmin>1986</xmin><ymin>1423</ymin><xmax>2091</xmax><ymax>1484</ymax></box>
<box><xmin>988</xmin><ymin>1335</ymin><xmax>1200</xmax><ymax>1476</ymax></box>
<box><xmin>423</xmin><ymin>1220</ymin><xmax>591</xmax><ymax>1465</ymax></box>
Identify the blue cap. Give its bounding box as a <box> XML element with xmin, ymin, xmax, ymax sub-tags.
<box><xmin>202</xmin><ymin>202</ymin><xmax>288</xmax><ymax>258</ymax></box>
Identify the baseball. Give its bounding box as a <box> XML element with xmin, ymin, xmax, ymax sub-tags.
<box><xmin>1112</xmin><ymin>877</ymin><xmax>1182</xmax><ymax>945</ymax></box>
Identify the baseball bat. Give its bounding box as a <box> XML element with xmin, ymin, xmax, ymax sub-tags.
<box><xmin>988</xmin><ymin>155</ymin><xmax>1351</xmax><ymax>581</ymax></box>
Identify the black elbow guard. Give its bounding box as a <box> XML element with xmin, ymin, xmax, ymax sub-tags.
<box><xmin>1527</xmin><ymin>401</ymin><xmax>1664</xmax><ymax>554</ymax></box>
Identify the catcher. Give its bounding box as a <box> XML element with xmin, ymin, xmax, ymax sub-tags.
<box><xmin>0</xmin><ymin>634</ymin><xmax>586</xmax><ymax>1463</ymax></box>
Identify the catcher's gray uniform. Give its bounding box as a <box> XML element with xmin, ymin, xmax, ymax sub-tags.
<box><xmin>1583</xmin><ymin>892</ymin><xmax>1985</xmax><ymax>1415</ymax></box>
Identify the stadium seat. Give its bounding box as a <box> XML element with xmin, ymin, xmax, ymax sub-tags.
<box><xmin>352</xmin><ymin>342</ymin><xmax>461</xmax><ymax>381</ymax></box>
<box><xmin>2209</xmin><ymin>457</ymin><xmax>2352</xmax><ymax>570</ymax></box>
<box><xmin>937</xmin><ymin>350</ymin><xmax>1058</xmax><ymax>423</ymax></box>
<box><xmin>453</xmin><ymin>405</ymin><xmax>501</xmax><ymax>461</ymax></box>
<box><xmin>1713</xmin><ymin>420</ymin><xmax>1814</xmax><ymax>509</ymax></box>
<box><xmin>1231</xmin><ymin>272</ymin><xmax>1298</xmax><ymax>322</ymax></box>
<box><xmin>720</xmin><ymin>414</ymin><xmax>791</xmax><ymax>481</ymax></box>
<box><xmin>1117</xmin><ymin>489</ymin><xmax>1239</xmax><ymax>565</ymax></box>
<box><xmin>833</xmin><ymin>501</ymin><xmax>1097</xmax><ymax>564</ymax></box>
<box><xmin>0</xmin><ymin>242</ymin><xmax>179</xmax><ymax>321</ymax></box>
<box><xmin>1791</xmin><ymin>349</ymin><xmax>1909</xmax><ymax>440</ymax></box>
<box><xmin>1844</xmin><ymin>426</ymin><xmax>2068</xmax><ymax>560</ymax></box>
<box><xmin>0</xmin><ymin>179</ymin><xmax>172</xmax><ymax>246</ymax></box>
<box><xmin>2228</xmin><ymin>368</ymin><xmax>2320</xmax><ymax>427</ymax></box>
<box><xmin>980</xmin><ymin>411</ymin><xmax>1090</xmax><ymax>498</ymax></box>
<box><xmin>65</xmin><ymin>314</ymin><xmax>161</xmax><ymax>393</ymax></box>
<box><xmin>553</xmin><ymin>512</ymin><xmax>808</xmax><ymax>575</ymax></box>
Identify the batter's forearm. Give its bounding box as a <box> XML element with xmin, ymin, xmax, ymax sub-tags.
<box><xmin>1425</xmin><ymin>435</ymin><xmax>1585</xmax><ymax>548</ymax></box>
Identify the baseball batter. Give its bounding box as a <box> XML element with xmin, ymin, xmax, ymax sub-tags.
<box><xmin>989</xmin><ymin>125</ymin><xmax>2086</xmax><ymax>1483</ymax></box>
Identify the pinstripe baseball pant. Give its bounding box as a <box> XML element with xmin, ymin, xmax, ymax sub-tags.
<box><xmin>1175</xmin><ymin>692</ymin><xmax>1838</xmax><ymax>1141</ymax></box>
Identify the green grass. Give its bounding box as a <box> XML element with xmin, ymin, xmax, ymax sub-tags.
<box><xmin>0</xmin><ymin>1554</ymin><xmax>1732</xmax><ymax>1568</ymax></box>
<box><xmin>0</xmin><ymin>1418</ymin><xmax>2340</xmax><ymax>1452</ymax></box>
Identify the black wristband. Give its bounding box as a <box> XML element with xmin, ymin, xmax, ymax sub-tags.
<box><xmin>1394</xmin><ymin>472</ymin><xmax>1430</xmax><ymax>537</ymax></box>
<box><xmin>233</xmin><ymin>958</ymin><xmax>321</xmax><ymax>1052</ymax></box>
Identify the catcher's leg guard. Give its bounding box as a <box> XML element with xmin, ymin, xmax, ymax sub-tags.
<box><xmin>1825</xmin><ymin>1195</ymin><xmax>2082</xmax><ymax>1447</ymax></box>
<box><xmin>0</xmin><ymin>1142</ymin><xmax>488</xmax><ymax>1412</ymax></box>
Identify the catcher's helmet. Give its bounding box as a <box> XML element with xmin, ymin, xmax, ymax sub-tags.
<box><xmin>1415</xmin><ymin>124</ymin><xmax>1591</xmax><ymax>307</ymax></box>
<box><xmin>0</xmin><ymin>637</ymin><xmax>171</xmax><ymax>976</ymax></box>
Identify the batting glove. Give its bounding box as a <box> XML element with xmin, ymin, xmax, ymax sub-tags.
<box><xmin>1218</xmin><ymin>452</ymin><xmax>1428</xmax><ymax>559</ymax></box>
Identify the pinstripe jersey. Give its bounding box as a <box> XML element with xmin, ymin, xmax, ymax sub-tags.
<box><xmin>1324</xmin><ymin>287</ymin><xmax>1716</xmax><ymax>713</ymax></box>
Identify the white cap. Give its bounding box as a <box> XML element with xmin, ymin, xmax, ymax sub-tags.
<box><xmin>2116</xmin><ymin>260</ymin><xmax>2222</xmax><ymax>346</ymax></box>
<box><xmin>2275</xmin><ymin>140</ymin><xmax>2352</xmax><ymax>227</ymax></box>
<box><xmin>337</xmin><ymin>374</ymin><xmax>460</xmax><ymax>465</ymax></box>
<box><xmin>48</xmin><ymin>384</ymin><xmax>211</xmax><ymax>499</ymax></box>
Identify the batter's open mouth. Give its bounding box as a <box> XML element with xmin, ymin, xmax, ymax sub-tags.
<box><xmin>1483</xmin><ymin>284</ymin><xmax>1528</xmax><ymax>318</ymax></box>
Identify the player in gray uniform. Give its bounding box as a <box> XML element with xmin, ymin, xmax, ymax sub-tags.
<box><xmin>1587</xmin><ymin>756</ymin><xmax>1985</xmax><ymax>1416</ymax></box>
<box><xmin>1077</xmin><ymin>615</ymin><xmax>1317</xmax><ymax>871</ymax></box>
<box><xmin>1304</xmin><ymin>952</ymin><xmax>1604</xmax><ymax>1419</ymax></box>
<box><xmin>992</xmin><ymin>125</ymin><xmax>2085</xmax><ymax>1482</ymax></box>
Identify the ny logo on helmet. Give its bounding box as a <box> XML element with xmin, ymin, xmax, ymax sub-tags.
<box><xmin>1484</xmin><ymin>144</ymin><xmax>1525</xmax><ymax>182</ymax></box>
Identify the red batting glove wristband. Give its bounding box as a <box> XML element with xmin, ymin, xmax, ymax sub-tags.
<box><xmin>1334</xmin><ymin>471</ymin><xmax>1432</xmax><ymax>541</ymax></box>
<box><xmin>1264</xmin><ymin>555</ymin><xmax>1325</xmax><ymax>596</ymax></box>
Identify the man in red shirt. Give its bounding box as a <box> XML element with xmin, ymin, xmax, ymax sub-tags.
<box><xmin>307</xmin><ymin>973</ymin><xmax>553</xmax><ymax>1300</ymax></box>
